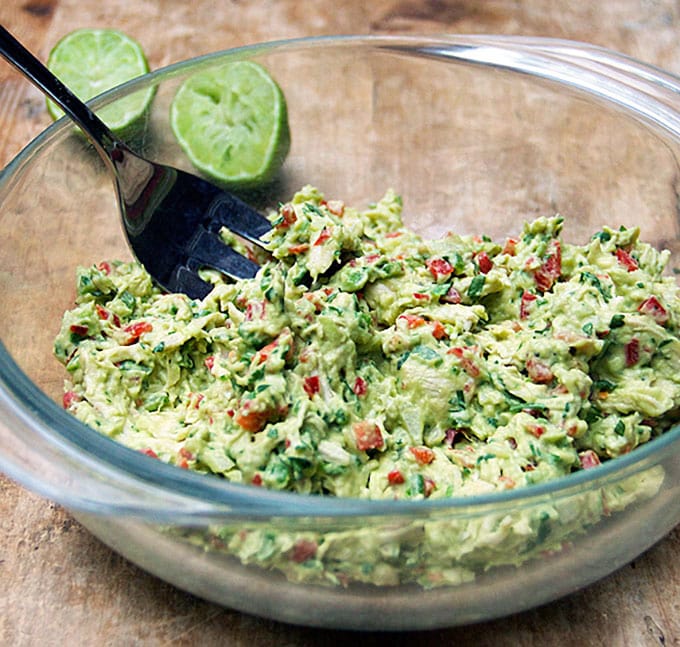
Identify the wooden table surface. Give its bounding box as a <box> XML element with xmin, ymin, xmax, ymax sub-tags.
<box><xmin>1</xmin><ymin>1</ymin><xmax>680</xmax><ymax>644</ymax></box>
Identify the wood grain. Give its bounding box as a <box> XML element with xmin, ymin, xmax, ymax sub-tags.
<box><xmin>1</xmin><ymin>1</ymin><xmax>679</xmax><ymax>644</ymax></box>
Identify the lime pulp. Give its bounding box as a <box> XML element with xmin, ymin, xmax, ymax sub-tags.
<box><xmin>170</xmin><ymin>60</ymin><xmax>291</xmax><ymax>190</ymax></box>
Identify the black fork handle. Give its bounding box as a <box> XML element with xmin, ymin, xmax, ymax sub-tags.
<box><xmin>0</xmin><ymin>25</ymin><xmax>120</xmax><ymax>163</ymax></box>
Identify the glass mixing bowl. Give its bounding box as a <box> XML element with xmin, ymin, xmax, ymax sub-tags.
<box><xmin>1</xmin><ymin>35</ymin><xmax>680</xmax><ymax>630</ymax></box>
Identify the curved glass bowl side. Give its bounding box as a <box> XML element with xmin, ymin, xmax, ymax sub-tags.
<box><xmin>74</xmin><ymin>447</ymin><xmax>680</xmax><ymax>629</ymax></box>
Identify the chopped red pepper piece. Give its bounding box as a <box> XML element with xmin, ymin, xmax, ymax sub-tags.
<box><xmin>323</xmin><ymin>199</ymin><xmax>345</xmax><ymax>216</ymax></box>
<box><xmin>430</xmin><ymin>320</ymin><xmax>448</xmax><ymax>340</ymax></box>
<box><xmin>534</xmin><ymin>241</ymin><xmax>561</xmax><ymax>292</ymax></box>
<box><xmin>123</xmin><ymin>321</ymin><xmax>152</xmax><ymax>345</ymax></box>
<box><xmin>62</xmin><ymin>390</ymin><xmax>81</xmax><ymax>409</ymax></box>
<box><xmin>448</xmin><ymin>346</ymin><xmax>480</xmax><ymax>376</ymax></box>
<box><xmin>303</xmin><ymin>375</ymin><xmax>321</xmax><ymax>397</ymax></box>
<box><xmin>290</xmin><ymin>539</ymin><xmax>318</xmax><ymax>563</ymax></box>
<box><xmin>527</xmin><ymin>424</ymin><xmax>545</xmax><ymax>438</ymax></box>
<box><xmin>476</xmin><ymin>251</ymin><xmax>493</xmax><ymax>274</ymax></box>
<box><xmin>565</xmin><ymin>422</ymin><xmax>580</xmax><ymax>437</ymax></box>
<box><xmin>625</xmin><ymin>337</ymin><xmax>640</xmax><ymax>367</ymax></box>
<box><xmin>96</xmin><ymin>304</ymin><xmax>121</xmax><ymax>327</ymax></box>
<box><xmin>526</xmin><ymin>357</ymin><xmax>554</xmax><ymax>384</ymax></box>
<box><xmin>255</xmin><ymin>332</ymin><xmax>294</xmax><ymax>365</ymax></box>
<box><xmin>140</xmin><ymin>448</ymin><xmax>159</xmax><ymax>459</ymax></box>
<box><xmin>519</xmin><ymin>291</ymin><xmax>537</xmax><ymax>319</ymax></box>
<box><xmin>441</xmin><ymin>286</ymin><xmax>461</xmax><ymax>304</ymax></box>
<box><xmin>353</xmin><ymin>421</ymin><xmax>384</xmax><ymax>451</ymax></box>
<box><xmin>423</xmin><ymin>478</ymin><xmax>436</xmax><ymax>498</ymax></box>
<box><xmin>638</xmin><ymin>296</ymin><xmax>669</xmax><ymax>325</ymax></box>
<box><xmin>255</xmin><ymin>338</ymin><xmax>279</xmax><ymax>364</ymax></box>
<box><xmin>234</xmin><ymin>401</ymin><xmax>270</xmax><ymax>433</ymax></box>
<box><xmin>399</xmin><ymin>314</ymin><xmax>426</xmax><ymax>328</ymax></box>
<box><xmin>353</xmin><ymin>376</ymin><xmax>367</xmax><ymax>396</ymax></box>
<box><xmin>448</xmin><ymin>347</ymin><xmax>481</xmax><ymax>378</ymax></box>
<box><xmin>462</xmin><ymin>357</ymin><xmax>480</xmax><ymax>378</ymax></box>
<box><xmin>410</xmin><ymin>446</ymin><xmax>435</xmax><ymax>465</ymax></box>
<box><xmin>387</xmin><ymin>469</ymin><xmax>405</xmax><ymax>485</ymax></box>
<box><xmin>288</xmin><ymin>243</ymin><xmax>309</xmax><ymax>255</ymax></box>
<box><xmin>615</xmin><ymin>248</ymin><xmax>638</xmax><ymax>272</ymax></box>
<box><xmin>276</xmin><ymin>203</ymin><xmax>297</xmax><ymax>229</ymax></box>
<box><xmin>251</xmin><ymin>473</ymin><xmax>263</xmax><ymax>486</ymax></box>
<box><xmin>313</xmin><ymin>227</ymin><xmax>331</xmax><ymax>246</ymax></box>
<box><xmin>426</xmin><ymin>257</ymin><xmax>453</xmax><ymax>280</ymax></box>
<box><xmin>97</xmin><ymin>261</ymin><xmax>112</xmax><ymax>275</ymax></box>
<box><xmin>579</xmin><ymin>450</ymin><xmax>601</xmax><ymax>469</ymax></box>
<box><xmin>502</xmin><ymin>237</ymin><xmax>518</xmax><ymax>256</ymax></box>
<box><xmin>177</xmin><ymin>447</ymin><xmax>194</xmax><ymax>469</ymax></box>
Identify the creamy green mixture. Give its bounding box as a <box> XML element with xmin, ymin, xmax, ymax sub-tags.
<box><xmin>55</xmin><ymin>186</ymin><xmax>680</xmax><ymax>497</ymax></box>
<box><xmin>54</xmin><ymin>186</ymin><xmax>679</xmax><ymax>586</ymax></box>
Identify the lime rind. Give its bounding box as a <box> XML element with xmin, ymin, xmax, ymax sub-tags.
<box><xmin>170</xmin><ymin>61</ymin><xmax>291</xmax><ymax>190</ymax></box>
<box><xmin>46</xmin><ymin>28</ymin><xmax>154</xmax><ymax>135</ymax></box>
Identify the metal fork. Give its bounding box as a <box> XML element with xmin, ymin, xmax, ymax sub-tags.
<box><xmin>0</xmin><ymin>25</ymin><xmax>271</xmax><ymax>299</ymax></box>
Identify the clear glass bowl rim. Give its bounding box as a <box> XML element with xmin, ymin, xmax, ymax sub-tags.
<box><xmin>2</xmin><ymin>33</ymin><xmax>680</xmax><ymax>520</ymax></box>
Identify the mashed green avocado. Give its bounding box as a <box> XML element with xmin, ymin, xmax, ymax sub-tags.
<box><xmin>54</xmin><ymin>186</ymin><xmax>678</xmax><ymax>586</ymax></box>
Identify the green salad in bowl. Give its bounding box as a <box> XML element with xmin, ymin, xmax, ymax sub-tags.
<box><xmin>55</xmin><ymin>184</ymin><xmax>677</xmax><ymax>587</ymax></box>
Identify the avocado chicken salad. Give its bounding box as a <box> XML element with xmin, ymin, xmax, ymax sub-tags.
<box><xmin>55</xmin><ymin>186</ymin><xmax>677</xmax><ymax>586</ymax></box>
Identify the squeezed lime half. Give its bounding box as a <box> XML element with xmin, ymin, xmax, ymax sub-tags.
<box><xmin>46</xmin><ymin>28</ymin><xmax>154</xmax><ymax>134</ymax></box>
<box><xmin>170</xmin><ymin>60</ymin><xmax>291</xmax><ymax>189</ymax></box>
